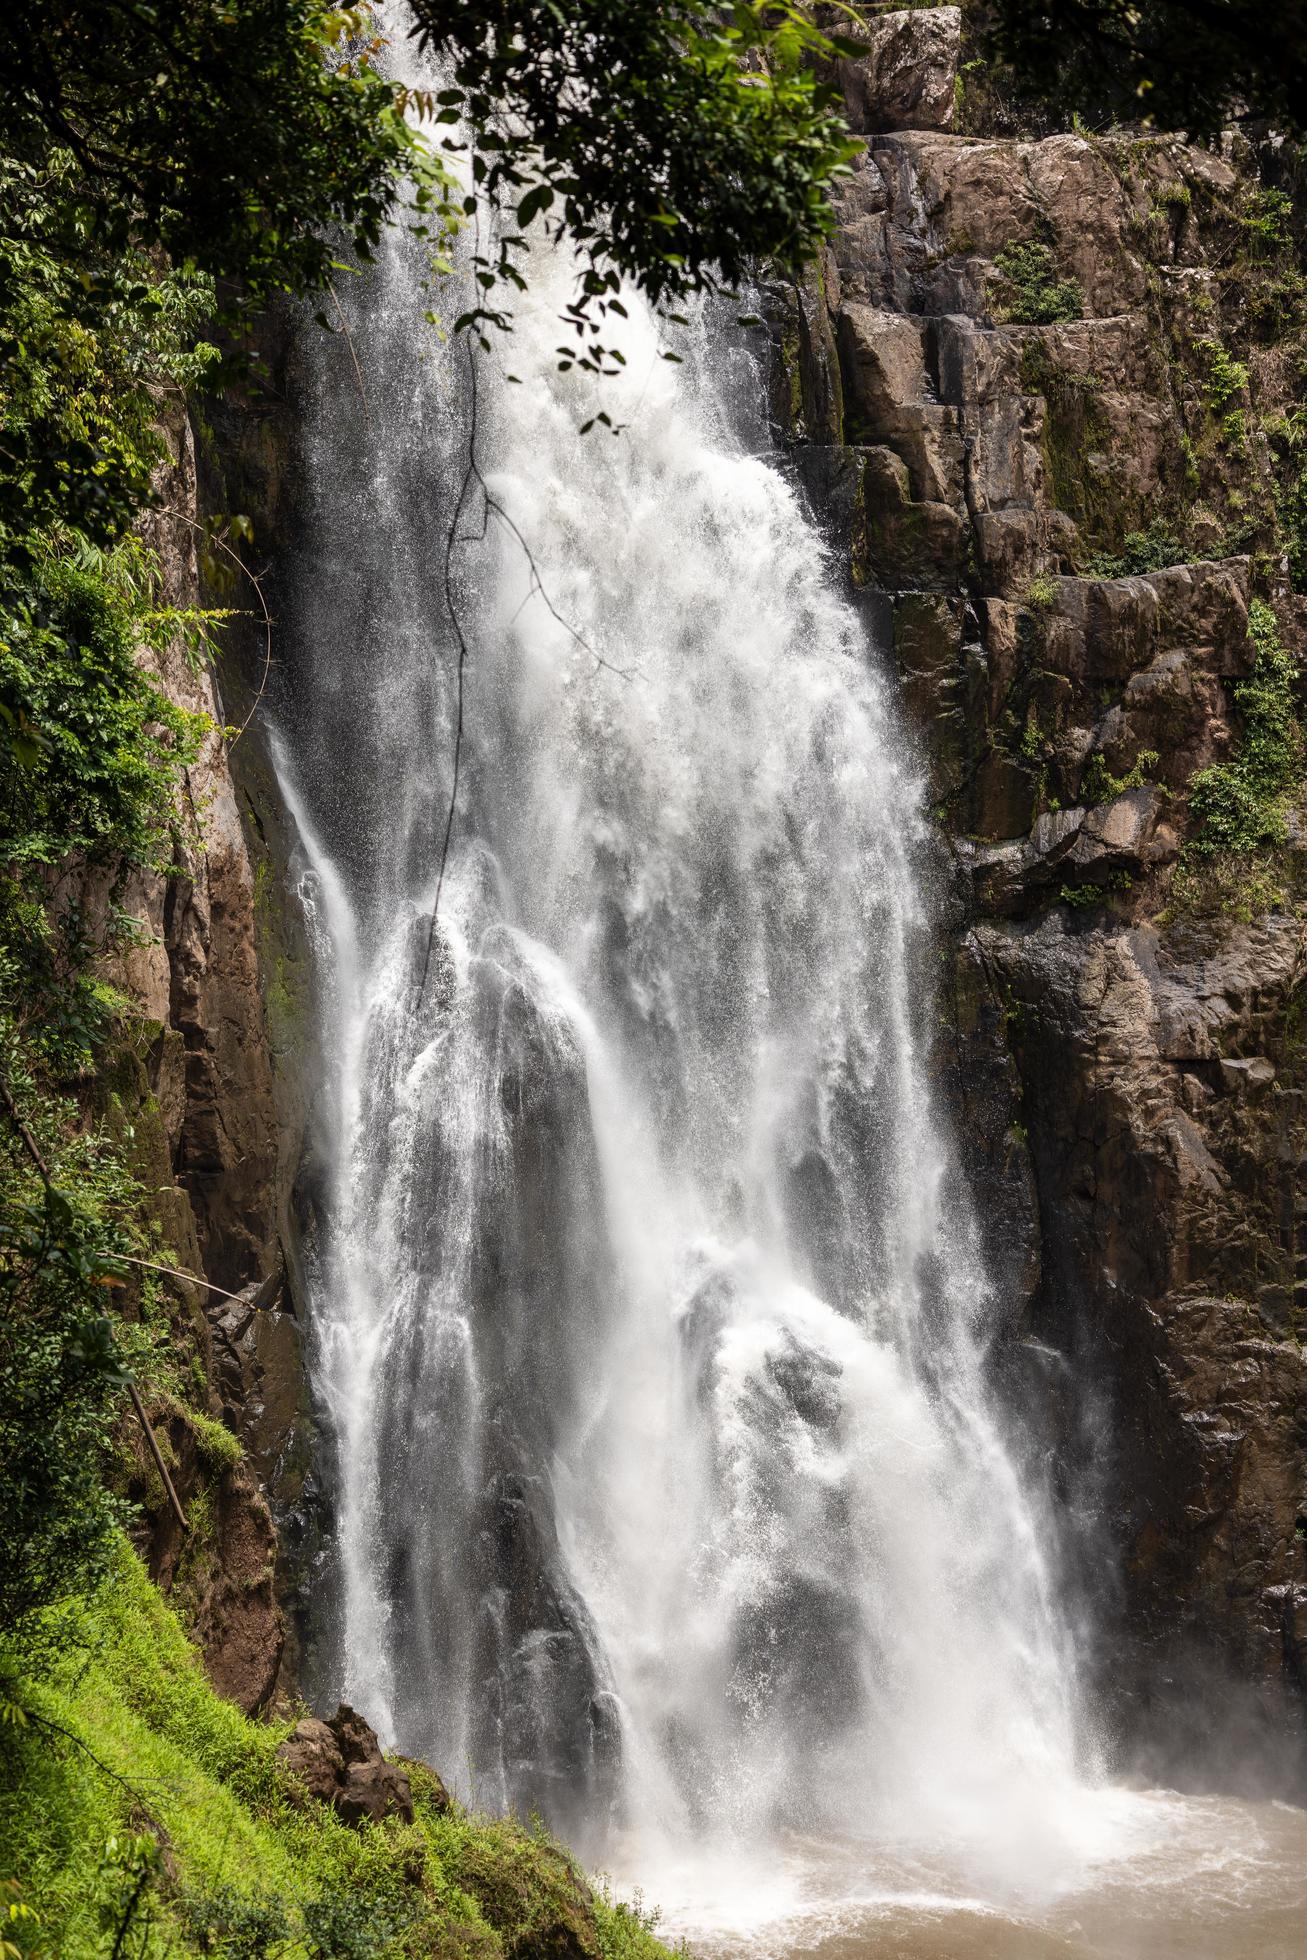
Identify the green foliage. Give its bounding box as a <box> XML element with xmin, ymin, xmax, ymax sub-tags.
<box><xmin>302</xmin><ymin>1887</ymin><xmax>412</xmax><ymax>1959</ymax></box>
<box><xmin>0</xmin><ymin>540</ymin><xmax>204</xmax><ymax>1652</ymax></box>
<box><xmin>189</xmin><ymin>1413</ymin><xmax>243</xmax><ymax>1476</ymax></box>
<box><xmin>0</xmin><ymin>5</ymin><xmax>415</xmax><ymax>324</ymax></box>
<box><xmin>992</xmin><ymin>241</ymin><xmax>1084</xmax><ymax>325</ymax></box>
<box><xmin>0</xmin><ymin>157</ymin><xmax>220</xmax><ymax>554</ymax></box>
<box><xmin>1023</xmin><ymin>571</ymin><xmax>1060</xmax><ymax>610</ymax></box>
<box><xmin>1154</xmin><ymin>182</ymin><xmax>1192</xmax><ymax>212</ymax></box>
<box><xmin>1196</xmin><ymin>335</ymin><xmax>1248</xmax><ymax>417</ymax></box>
<box><xmin>403</xmin><ymin>1</ymin><xmax>860</xmax><ymax>364</ymax></box>
<box><xmin>177</xmin><ymin>1885</ymin><xmax>294</xmax><ymax>1957</ymax></box>
<box><xmin>1269</xmin><ymin>410</ymin><xmax>1307</xmax><ymax>591</ymax></box>
<box><xmin>1083</xmin><ymin>520</ymin><xmax>1184</xmax><ymax>578</ymax></box>
<box><xmin>1188</xmin><ymin>601</ymin><xmax>1302</xmax><ymax>858</ymax></box>
<box><xmin>970</xmin><ymin>0</ymin><xmax>1307</xmax><ymax>141</ymax></box>
<box><xmin>592</xmin><ymin>1885</ymin><xmax>686</xmax><ymax>1960</ymax></box>
<box><xmin>0</xmin><ymin>1546</ymin><xmax>680</xmax><ymax>1959</ymax></box>
<box><xmin>0</xmin><ymin>541</ymin><xmax>206</xmax><ymax>871</ymax></box>
<box><xmin>1081</xmin><ymin>747</ymin><xmax>1160</xmax><ymax>804</ymax></box>
<box><xmin>0</xmin><ymin>1073</ymin><xmax>135</xmax><ymax>1640</ymax></box>
<box><xmin>1240</xmin><ymin>188</ymin><xmax>1296</xmax><ymax>260</ymax></box>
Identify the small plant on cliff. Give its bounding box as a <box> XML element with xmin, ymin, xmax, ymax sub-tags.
<box><xmin>1196</xmin><ymin>336</ymin><xmax>1249</xmax><ymax>419</ymax></box>
<box><xmin>1082</xmin><ymin>748</ymin><xmax>1161</xmax><ymax>805</ymax></box>
<box><xmin>1239</xmin><ymin>187</ymin><xmax>1296</xmax><ymax>261</ymax></box>
<box><xmin>1083</xmin><ymin>520</ymin><xmax>1185</xmax><ymax>578</ymax></box>
<box><xmin>1187</xmin><ymin>601</ymin><xmax>1302</xmax><ymax>858</ymax></box>
<box><xmin>1023</xmin><ymin>571</ymin><xmax>1061</xmax><ymax>610</ymax></box>
<box><xmin>1269</xmin><ymin>409</ymin><xmax>1307</xmax><ymax>592</ymax></box>
<box><xmin>991</xmin><ymin>241</ymin><xmax>1084</xmax><ymax>325</ymax></box>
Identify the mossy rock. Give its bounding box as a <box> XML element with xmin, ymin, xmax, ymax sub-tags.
<box><xmin>443</xmin><ymin>1823</ymin><xmax>601</xmax><ymax>1960</ymax></box>
<box><xmin>407</xmin><ymin>1917</ymin><xmax>503</xmax><ymax>1959</ymax></box>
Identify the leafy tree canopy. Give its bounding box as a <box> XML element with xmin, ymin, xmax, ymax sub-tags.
<box><xmin>1</xmin><ymin>1</ymin><xmax>860</xmax><ymax>537</ymax></box>
<box><xmin>401</xmin><ymin>1</ymin><xmax>861</xmax><ymax>351</ymax></box>
<box><xmin>0</xmin><ymin>3</ymin><xmax>413</xmax><ymax>309</ymax></box>
<box><xmin>970</xmin><ymin>0</ymin><xmax>1307</xmax><ymax>139</ymax></box>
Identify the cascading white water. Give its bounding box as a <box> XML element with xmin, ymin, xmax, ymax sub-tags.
<box><xmin>271</xmin><ymin>192</ymin><xmax>1094</xmax><ymax>1894</ymax></box>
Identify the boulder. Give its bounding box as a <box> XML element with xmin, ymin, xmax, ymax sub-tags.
<box><xmin>276</xmin><ymin>1716</ymin><xmax>343</xmax><ymax>1806</ymax></box>
<box><xmin>276</xmin><ymin>1703</ymin><xmax>415</xmax><ymax>1827</ymax></box>
<box><xmin>833</xmin><ymin>8</ymin><xmax>962</xmax><ymax>135</ymax></box>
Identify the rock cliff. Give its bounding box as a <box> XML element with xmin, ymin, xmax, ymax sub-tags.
<box><xmin>778</xmin><ymin>5</ymin><xmax>1307</xmax><ymax>1786</ymax></box>
<box><xmin>79</xmin><ymin>414</ymin><xmax>300</xmax><ymax>1713</ymax></box>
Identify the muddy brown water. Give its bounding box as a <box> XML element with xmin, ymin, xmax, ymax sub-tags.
<box><xmin>619</xmin><ymin>1791</ymin><xmax>1307</xmax><ymax>1960</ymax></box>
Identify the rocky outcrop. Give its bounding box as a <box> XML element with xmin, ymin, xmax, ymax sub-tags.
<box><xmin>92</xmin><ymin>424</ymin><xmax>281</xmax><ymax>1295</ymax></box>
<box><xmin>276</xmin><ymin>1703</ymin><xmax>425</xmax><ymax>1827</ymax></box>
<box><xmin>777</xmin><ymin>6</ymin><xmax>1307</xmax><ymax>1787</ymax></box>
<box><xmin>69</xmin><ymin>414</ymin><xmax>296</xmax><ymax>1711</ymax></box>
<box><xmin>824</xmin><ymin>6</ymin><xmax>962</xmax><ymax>136</ymax></box>
<box><xmin>441</xmin><ymin>1831</ymin><xmax>602</xmax><ymax>1960</ymax></box>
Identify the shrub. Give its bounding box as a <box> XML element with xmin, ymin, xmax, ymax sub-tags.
<box><xmin>1083</xmin><ymin>520</ymin><xmax>1186</xmax><ymax>579</ymax></box>
<box><xmin>992</xmin><ymin>241</ymin><xmax>1084</xmax><ymax>324</ymax></box>
<box><xmin>303</xmin><ymin>1886</ymin><xmax>414</xmax><ymax>1959</ymax></box>
<box><xmin>0</xmin><ymin>541</ymin><xmax>207</xmax><ymax>873</ymax></box>
<box><xmin>1188</xmin><ymin>601</ymin><xmax>1302</xmax><ymax>856</ymax></box>
<box><xmin>1082</xmin><ymin>748</ymin><xmax>1160</xmax><ymax>805</ymax></box>
<box><xmin>176</xmin><ymin>1883</ymin><xmax>292</xmax><ymax>1959</ymax></box>
<box><xmin>1196</xmin><ymin>336</ymin><xmax>1248</xmax><ymax>417</ymax></box>
<box><xmin>0</xmin><ymin>1099</ymin><xmax>137</xmax><ymax>1640</ymax></box>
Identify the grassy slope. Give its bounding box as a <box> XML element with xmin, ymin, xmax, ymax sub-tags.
<box><xmin>0</xmin><ymin>1542</ymin><xmax>679</xmax><ymax>1959</ymax></box>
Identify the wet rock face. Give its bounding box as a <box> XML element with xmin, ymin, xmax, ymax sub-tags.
<box><xmin>74</xmin><ymin>416</ymin><xmax>290</xmax><ymax>1707</ymax></box>
<box><xmin>777</xmin><ymin>9</ymin><xmax>1307</xmax><ymax>1785</ymax></box>
<box><xmin>87</xmin><ymin>423</ymin><xmax>281</xmax><ymax>1296</ymax></box>
<box><xmin>276</xmin><ymin>1703</ymin><xmax>423</xmax><ymax>1826</ymax></box>
<box><xmin>128</xmin><ymin>1401</ymin><xmax>284</xmax><ymax>1717</ymax></box>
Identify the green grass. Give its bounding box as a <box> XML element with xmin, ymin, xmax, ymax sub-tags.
<box><xmin>0</xmin><ymin>1544</ymin><xmax>681</xmax><ymax>1959</ymax></box>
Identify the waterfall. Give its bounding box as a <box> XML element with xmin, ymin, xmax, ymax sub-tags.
<box><xmin>271</xmin><ymin>192</ymin><xmax>1091</xmax><ymax>1885</ymax></box>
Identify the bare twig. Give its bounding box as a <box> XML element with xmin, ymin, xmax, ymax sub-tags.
<box><xmin>0</xmin><ymin>1070</ymin><xmax>52</xmax><ymax>1186</ymax></box>
<box><xmin>327</xmin><ymin>276</ymin><xmax>373</xmax><ymax>426</ymax></box>
<box><xmin>111</xmin><ymin>1253</ymin><xmax>252</xmax><ymax>1306</ymax></box>
<box><xmin>415</xmin><ymin>339</ymin><xmax>480</xmax><ymax>1001</ymax></box>
<box><xmin>415</xmin><ymin>324</ymin><xmax>636</xmax><ymax>999</ymax></box>
<box><xmin>15</xmin><ymin>1706</ymin><xmax>176</xmax><ymax>1850</ymax></box>
<box><xmin>470</xmin><ymin>465</ymin><xmax>634</xmax><ymax>680</ymax></box>
<box><xmin>127</xmin><ymin>1381</ymin><xmax>188</xmax><ymax>1534</ymax></box>
<box><xmin>162</xmin><ymin>507</ymin><xmax>274</xmax><ymax>747</ymax></box>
